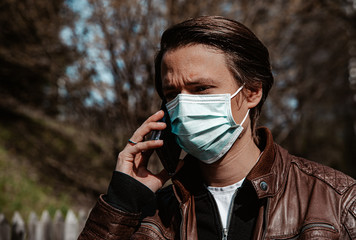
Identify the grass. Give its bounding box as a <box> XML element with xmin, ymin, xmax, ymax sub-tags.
<box><xmin>0</xmin><ymin>145</ymin><xmax>71</xmax><ymax>221</ymax></box>
<box><xmin>0</xmin><ymin>104</ymin><xmax>114</xmax><ymax>221</ymax></box>
<box><xmin>0</xmin><ymin>102</ymin><xmax>163</xmax><ymax>223</ymax></box>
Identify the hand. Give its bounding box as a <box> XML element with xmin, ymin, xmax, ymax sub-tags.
<box><xmin>115</xmin><ymin>110</ymin><xmax>170</xmax><ymax>193</ymax></box>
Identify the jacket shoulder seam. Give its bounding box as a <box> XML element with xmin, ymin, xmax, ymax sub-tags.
<box><xmin>291</xmin><ymin>157</ymin><xmax>356</xmax><ymax>194</ymax></box>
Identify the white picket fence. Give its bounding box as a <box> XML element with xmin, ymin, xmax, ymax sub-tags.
<box><xmin>0</xmin><ymin>209</ymin><xmax>88</xmax><ymax>240</ymax></box>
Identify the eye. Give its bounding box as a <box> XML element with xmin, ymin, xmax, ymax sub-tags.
<box><xmin>193</xmin><ymin>85</ymin><xmax>211</xmax><ymax>93</ymax></box>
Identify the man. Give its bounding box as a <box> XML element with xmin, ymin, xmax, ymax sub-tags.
<box><xmin>79</xmin><ymin>16</ymin><xmax>356</xmax><ymax>239</ymax></box>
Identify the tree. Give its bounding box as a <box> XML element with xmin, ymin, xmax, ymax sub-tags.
<box><xmin>61</xmin><ymin>0</ymin><xmax>355</xmax><ymax>178</ymax></box>
<box><xmin>0</xmin><ymin>0</ymin><xmax>78</xmax><ymax>116</ymax></box>
<box><xmin>237</xmin><ymin>0</ymin><xmax>356</xmax><ymax>177</ymax></box>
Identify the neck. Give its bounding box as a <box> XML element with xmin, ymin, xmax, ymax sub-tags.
<box><xmin>199</xmin><ymin>126</ymin><xmax>260</xmax><ymax>187</ymax></box>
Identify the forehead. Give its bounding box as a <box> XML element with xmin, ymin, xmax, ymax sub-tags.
<box><xmin>161</xmin><ymin>44</ymin><xmax>234</xmax><ymax>88</ymax></box>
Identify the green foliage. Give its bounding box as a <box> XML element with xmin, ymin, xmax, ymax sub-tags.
<box><xmin>0</xmin><ymin>145</ymin><xmax>70</xmax><ymax>221</ymax></box>
<box><xmin>0</xmin><ymin>103</ymin><xmax>118</xmax><ymax>219</ymax></box>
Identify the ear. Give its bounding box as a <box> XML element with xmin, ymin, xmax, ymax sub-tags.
<box><xmin>245</xmin><ymin>87</ymin><xmax>263</xmax><ymax>109</ymax></box>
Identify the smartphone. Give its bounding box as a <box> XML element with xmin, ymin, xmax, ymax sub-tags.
<box><xmin>151</xmin><ymin>101</ymin><xmax>182</xmax><ymax>176</ymax></box>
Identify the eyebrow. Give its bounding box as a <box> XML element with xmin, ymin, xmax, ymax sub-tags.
<box><xmin>162</xmin><ymin>78</ymin><xmax>216</xmax><ymax>91</ymax></box>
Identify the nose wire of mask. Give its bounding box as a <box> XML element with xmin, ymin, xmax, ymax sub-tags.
<box><xmin>166</xmin><ymin>84</ymin><xmax>249</xmax><ymax>164</ymax></box>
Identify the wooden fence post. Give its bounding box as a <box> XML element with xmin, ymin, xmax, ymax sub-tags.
<box><xmin>0</xmin><ymin>213</ymin><xmax>11</xmax><ymax>240</ymax></box>
<box><xmin>52</xmin><ymin>210</ymin><xmax>64</xmax><ymax>240</ymax></box>
<box><xmin>36</xmin><ymin>210</ymin><xmax>52</xmax><ymax>240</ymax></box>
<box><xmin>77</xmin><ymin>209</ymin><xmax>87</xmax><ymax>235</ymax></box>
<box><xmin>64</xmin><ymin>210</ymin><xmax>78</xmax><ymax>240</ymax></box>
<box><xmin>11</xmin><ymin>212</ymin><xmax>25</xmax><ymax>240</ymax></box>
<box><xmin>27</xmin><ymin>212</ymin><xmax>38</xmax><ymax>240</ymax></box>
<box><xmin>0</xmin><ymin>209</ymin><xmax>87</xmax><ymax>240</ymax></box>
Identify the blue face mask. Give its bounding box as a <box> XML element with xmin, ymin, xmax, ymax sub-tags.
<box><xmin>166</xmin><ymin>85</ymin><xmax>249</xmax><ymax>164</ymax></box>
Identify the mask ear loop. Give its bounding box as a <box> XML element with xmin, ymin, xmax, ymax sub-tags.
<box><xmin>240</xmin><ymin>109</ymin><xmax>250</xmax><ymax>126</ymax></box>
<box><xmin>230</xmin><ymin>83</ymin><xmax>245</xmax><ymax>99</ymax></box>
<box><xmin>236</xmin><ymin>83</ymin><xmax>249</xmax><ymax>126</ymax></box>
<box><xmin>230</xmin><ymin>83</ymin><xmax>249</xmax><ymax>127</ymax></box>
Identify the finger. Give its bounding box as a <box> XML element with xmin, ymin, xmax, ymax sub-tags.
<box><xmin>132</xmin><ymin>148</ymin><xmax>154</xmax><ymax>170</ymax></box>
<box><xmin>146</xmin><ymin>109</ymin><xmax>165</xmax><ymax>122</ymax></box>
<box><xmin>129</xmin><ymin>110</ymin><xmax>166</xmax><ymax>144</ymax></box>
<box><xmin>126</xmin><ymin>139</ymin><xmax>164</xmax><ymax>155</ymax></box>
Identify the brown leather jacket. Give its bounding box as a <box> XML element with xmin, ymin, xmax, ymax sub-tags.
<box><xmin>78</xmin><ymin>128</ymin><xmax>356</xmax><ymax>239</ymax></box>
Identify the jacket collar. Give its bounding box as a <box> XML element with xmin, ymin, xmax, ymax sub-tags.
<box><xmin>247</xmin><ymin>127</ymin><xmax>291</xmax><ymax>199</ymax></box>
<box><xmin>172</xmin><ymin>127</ymin><xmax>289</xmax><ymax>203</ymax></box>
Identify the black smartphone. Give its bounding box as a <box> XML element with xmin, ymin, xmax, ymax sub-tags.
<box><xmin>151</xmin><ymin>101</ymin><xmax>182</xmax><ymax>176</ymax></box>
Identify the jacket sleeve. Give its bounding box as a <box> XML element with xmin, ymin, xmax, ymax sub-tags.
<box><xmin>104</xmin><ymin>171</ymin><xmax>156</xmax><ymax>213</ymax></box>
<box><xmin>343</xmin><ymin>196</ymin><xmax>356</xmax><ymax>239</ymax></box>
<box><xmin>78</xmin><ymin>195</ymin><xmax>141</xmax><ymax>240</ymax></box>
<box><xmin>78</xmin><ymin>172</ymin><xmax>156</xmax><ymax>240</ymax></box>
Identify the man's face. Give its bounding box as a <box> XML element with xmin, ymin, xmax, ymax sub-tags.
<box><xmin>160</xmin><ymin>44</ymin><xmax>248</xmax><ymax>124</ymax></box>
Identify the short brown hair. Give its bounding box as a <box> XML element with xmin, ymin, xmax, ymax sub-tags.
<box><xmin>154</xmin><ymin>16</ymin><xmax>274</xmax><ymax>143</ymax></box>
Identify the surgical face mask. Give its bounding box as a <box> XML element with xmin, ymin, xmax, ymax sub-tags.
<box><xmin>166</xmin><ymin>85</ymin><xmax>249</xmax><ymax>164</ymax></box>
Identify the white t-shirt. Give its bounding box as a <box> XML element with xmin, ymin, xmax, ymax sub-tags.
<box><xmin>207</xmin><ymin>178</ymin><xmax>245</xmax><ymax>229</ymax></box>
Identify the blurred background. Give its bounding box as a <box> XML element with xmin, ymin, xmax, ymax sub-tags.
<box><xmin>0</xmin><ymin>0</ymin><xmax>355</xmax><ymax>220</ymax></box>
